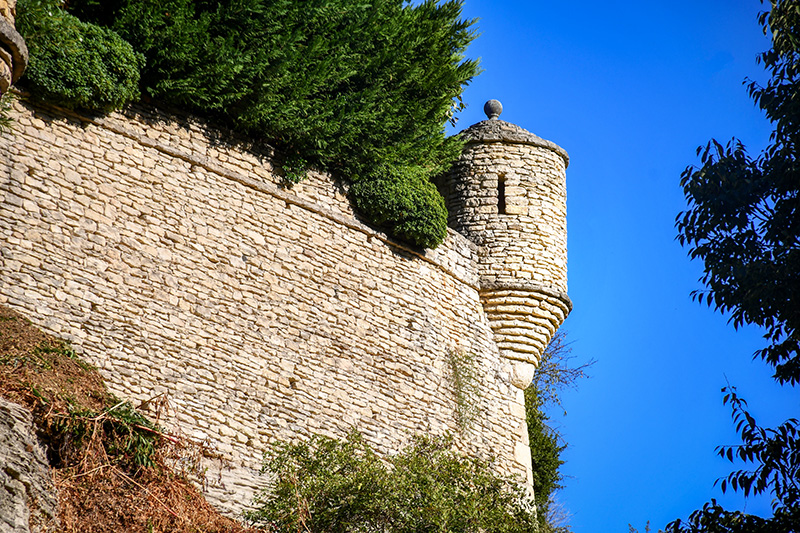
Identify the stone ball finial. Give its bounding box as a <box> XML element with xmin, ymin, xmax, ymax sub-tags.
<box><xmin>484</xmin><ymin>99</ymin><xmax>503</xmax><ymax>120</ymax></box>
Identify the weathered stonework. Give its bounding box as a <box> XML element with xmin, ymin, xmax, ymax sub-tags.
<box><xmin>0</xmin><ymin>398</ymin><xmax>58</xmax><ymax>533</ymax></box>
<box><xmin>0</xmin><ymin>0</ymin><xmax>27</xmax><ymax>95</ymax></box>
<box><xmin>439</xmin><ymin>114</ymin><xmax>571</xmax><ymax>387</ymax></box>
<box><xmin>0</xmin><ymin>98</ymin><xmax>569</xmax><ymax>516</ymax></box>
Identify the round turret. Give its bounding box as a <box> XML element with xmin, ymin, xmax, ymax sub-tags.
<box><xmin>442</xmin><ymin>101</ymin><xmax>572</xmax><ymax>388</ymax></box>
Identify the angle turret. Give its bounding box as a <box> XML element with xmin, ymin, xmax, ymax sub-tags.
<box><xmin>442</xmin><ymin>100</ymin><xmax>572</xmax><ymax>389</ymax></box>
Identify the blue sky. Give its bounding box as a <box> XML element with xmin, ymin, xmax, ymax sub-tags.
<box><xmin>443</xmin><ymin>1</ymin><xmax>798</xmax><ymax>530</ymax></box>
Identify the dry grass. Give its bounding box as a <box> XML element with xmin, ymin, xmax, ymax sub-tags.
<box><xmin>0</xmin><ymin>304</ymin><xmax>261</xmax><ymax>533</ymax></box>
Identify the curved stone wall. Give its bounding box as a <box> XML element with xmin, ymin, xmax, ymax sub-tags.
<box><xmin>444</xmin><ymin>119</ymin><xmax>569</xmax><ymax>294</ymax></box>
<box><xmin>439</xmin><ymin>116</ymin><xmax>571</xmax><ymax>381</ymax></box>
<box><xmin>0</xmin><ymin>99</ymin><xmax>535</xmax><ymax>514</ymax></box>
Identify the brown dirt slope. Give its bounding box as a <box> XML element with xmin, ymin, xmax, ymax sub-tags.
<box><xmin>0</xmin><ymin>304</ymin><xmax>260</xmax><ymax>533</ymax></box>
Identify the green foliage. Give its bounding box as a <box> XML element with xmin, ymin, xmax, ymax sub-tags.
<box><xmin>0</xmin><ymin>92</ymin><xmax>15</xmax><ymax>133</ymax></box>
<box><xmin>714</xmin><ymin>387</ymin><xmax>799</xmax><ymax>507</ymax></box>
<box><xmin>64</xmin><ymin>0</ymin><xmax>122</xmax><ymax>27</ymax></box>
<box><xmin>665</xmin><ymin>390</ymin><xmax>800</xmax><ymax>533</ymax></box>
<box><xmin>665</xmin><ymin>500</ymin><xmax>800</xmax><ymax>533</ymax></box>
<box><xmin>247</xmin><ymin>431</ymin><xmax>538</xmax><ymax>533</ymax></box>
<box><xmin>446</xmin><ymin>348</ymin><xmax>481</xmax><ymax>431</ymax></box>
<box><xmin>524</xmin><ymin>386</ymin><xmax>565</xmax><ymax>532</ymax></box>
<box><xmin>1</xmin><ymin>338</ymin><xmax>76</xmax><ymax>369</ymax></box>
<box><xmin>524</xmin><ymin>330</ymin><xmax>592</xmax><ymax>532</ymax></box>
<box><xmin>671</xmin><ymin>1</ymin><xmax>800</xmax><ymax>531</ymax></box>
<box><xmin>350</xmin><ymin>164</ymin><xmax>449</xmax><ymax>248</ymax></box>
<box><xmin>676</xmin><ymin>0</ymin><xmax>800</xmax><ymax>386</ymax></box>
<box><xmin>54</xmin><ymin>398</ymin><xmax>160</xmax><ymax>469</ymax></box>
<box><xmin>101</xmin><ymin>400</ymin><xmax>160</xmax><ymax>468</ymax></box>
<box><xmin>17</xmin><ymin>0</ymin><xmax>142</xmax><ymax>112</ymax></box>
<box><xmin>69</xmin><ymin>0</ymin><xmax>479</xmax><ymax>248</ymax></box>
<box><xmin>525</xmin><ymin>386</ymin><xmax>567</xmax><ymax>527</ymax></box>
<box><xmin>281</xmin><ymin>153</ymin><xmax>310</xmax><ymax>185</ymax></box>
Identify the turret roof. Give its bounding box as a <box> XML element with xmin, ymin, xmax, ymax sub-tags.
<box><xmin>459</xmin><ymin>119</ymin><xmax>570</xmax><ymax>167</ymax></box>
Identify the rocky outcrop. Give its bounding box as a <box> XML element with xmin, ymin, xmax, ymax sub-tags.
<box><xmin>0</xmin><ymin>398</ymin><xmax>57</xmax><ymax>533</ymax></box>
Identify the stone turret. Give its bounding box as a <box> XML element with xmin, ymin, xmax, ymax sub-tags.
<box><xmin>0</xmin><ymin>0</ymin><xmax>27</xmax><ymax>96</ymax></box>
<box><xmin>442</xmin><ymin>100</ymin><xmax>572</xmax><ymax>389</ymax></box>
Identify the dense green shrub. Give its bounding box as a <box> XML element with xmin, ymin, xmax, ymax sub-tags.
<box><xmin>351</xmin><ymin>164</ymin><xmax>449</xmax><ymax>249</ymax></box>
<box><xmin>17</xmin><ymin>0</ymin><xmax>142</xmax><ymax>112</ymax></box>
<box><xmin>69</xmin><ymin>0</ymin><xmax>479</xmax><ymax>248</ymax></box>
<box><xmin>247</xmin><ymin>431</ymin><xmax>538</xmax><ymax>533</ymax></box>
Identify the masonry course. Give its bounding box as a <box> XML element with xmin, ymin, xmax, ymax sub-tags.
<box><xmin>0</xmin><ymin>97</ymin><xmax>569</xmax><ymax>516</ymax></box>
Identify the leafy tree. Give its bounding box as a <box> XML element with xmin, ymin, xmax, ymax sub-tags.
<box><xmin>671</xmin><ymin>1</ymin><xmax>800</xmax><ymax>531</ymax></box>
<box><xmin>524</xmin><ymin>388</ymin><xmax>565</xmax><ymax>533</ymax></box>
<box><xmin>67</xmin><ymin>0</ymin><xmax>480</xmax><ymax>248</ymax></box>
<box><xmin>246</xmin><ymin>431</ymin><xmax>539</xmax><ymax>533</ymax></box>
<box><xmin>675</xmin><ymin>0</ymin><xmax>799</xmax><ymax>386</ymax></box>
<box><xmin>665</xmin><ymin>387</ymin><xmax>800</xmax><ymax>532</ymax></box>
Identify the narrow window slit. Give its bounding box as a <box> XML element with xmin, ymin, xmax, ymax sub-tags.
<box><xmin>497</xmin><ymin>174</ymin><xmax>507</xmax><ymax>214</ymax></box>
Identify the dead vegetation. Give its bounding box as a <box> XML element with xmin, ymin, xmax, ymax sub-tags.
<box><xmin>0</xmin><ymin>304</ymin><xmax>261</xmax><ymax>533</ymax></box>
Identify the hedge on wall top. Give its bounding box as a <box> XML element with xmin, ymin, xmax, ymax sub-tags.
<box><xmin>67</xmin><ymin>0</ymin><xmax>479</xmax><ymax>249</ymax></box>
<box><xmin>350</xmin><ymin>164</ymin><xmax>449</xmax><ymax>250</ymax></box>
<box><xmin>17</xmin><ymin>0</ymin><xmax>142</xmax><ymax>112</ymax></box>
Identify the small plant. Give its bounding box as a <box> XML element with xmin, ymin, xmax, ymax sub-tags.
<box><xmin>47</xmin><ymin>397</ymin><xmax>160</xmax><ymax>469</ymax></box>
<box><xmin>102</xmin><ymin>400</ymin><xmax>161</xmax><ymax>468</ymax></box>
<box><xmin>247</xmin><ymin>431</ymin><xmax>538</xmax><ymax>533</ymax></box>
<box><xmin>34</xmin><ymin>339</ymin><xmax>95</xmax><ymax>371</ymax></box>
<box><xmin>281</xmin><ymin>153</ymin><xmax>309</xmax><ymax>185</ymax></box>
<box><xmin>446</xmin><ymin>348</ymin><xmax>481</xmax><ymax>432</ymax></box>
<box><xmin>0</xmin><ymin>92</ymin><xmax>17</xmax><ymax>133</ymax></box>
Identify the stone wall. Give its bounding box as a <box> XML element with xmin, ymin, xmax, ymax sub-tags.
<box><xmin>439</xmin><ymin>116</ymin><xmax>571</xmax><ymax>387</ymax></box>
<box><xmin>0</xmin><ymin>99</ymin><xmax>533</xmax><ymax>514</ymax></box>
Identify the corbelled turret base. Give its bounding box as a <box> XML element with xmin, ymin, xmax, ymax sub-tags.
<box><xmin>480</xmin><ymin>282</ymin><xmax>572</xmax><ymax>387</ymax></box>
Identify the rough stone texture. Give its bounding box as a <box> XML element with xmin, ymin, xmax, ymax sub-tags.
<box><xmin>0</xmin><ymin>0</ymin><xmax>27</xmax><ymax>94</ymax></box>
<box><xmin>459</xmin><ymin>119</ymin><xmax>569</xmax><ymax>165</ymax></box>
<box><xmin>0</xmin><ymin>0</ymin><xmax>16</xmax><ymax>24</ymax></box>
<box><xmin>439</xmin><ymin>119</ymin><xmax>571</xmax><ymax>373</ymax></box>
<box><xmin>0</xmin><ymin>398</ymin><xmax>58</xmax><ymax>533</ymax></box>
<box><xmin>0</xmin><ymin>99</ymin><xmax>571</xmax><ymax>514</ymax></box>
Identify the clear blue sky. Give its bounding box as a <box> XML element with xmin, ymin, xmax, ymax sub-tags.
<box><xmin>444</xmin><ymin>1</ymin><xmax>799</xmax><ymax>530</ymax></box>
